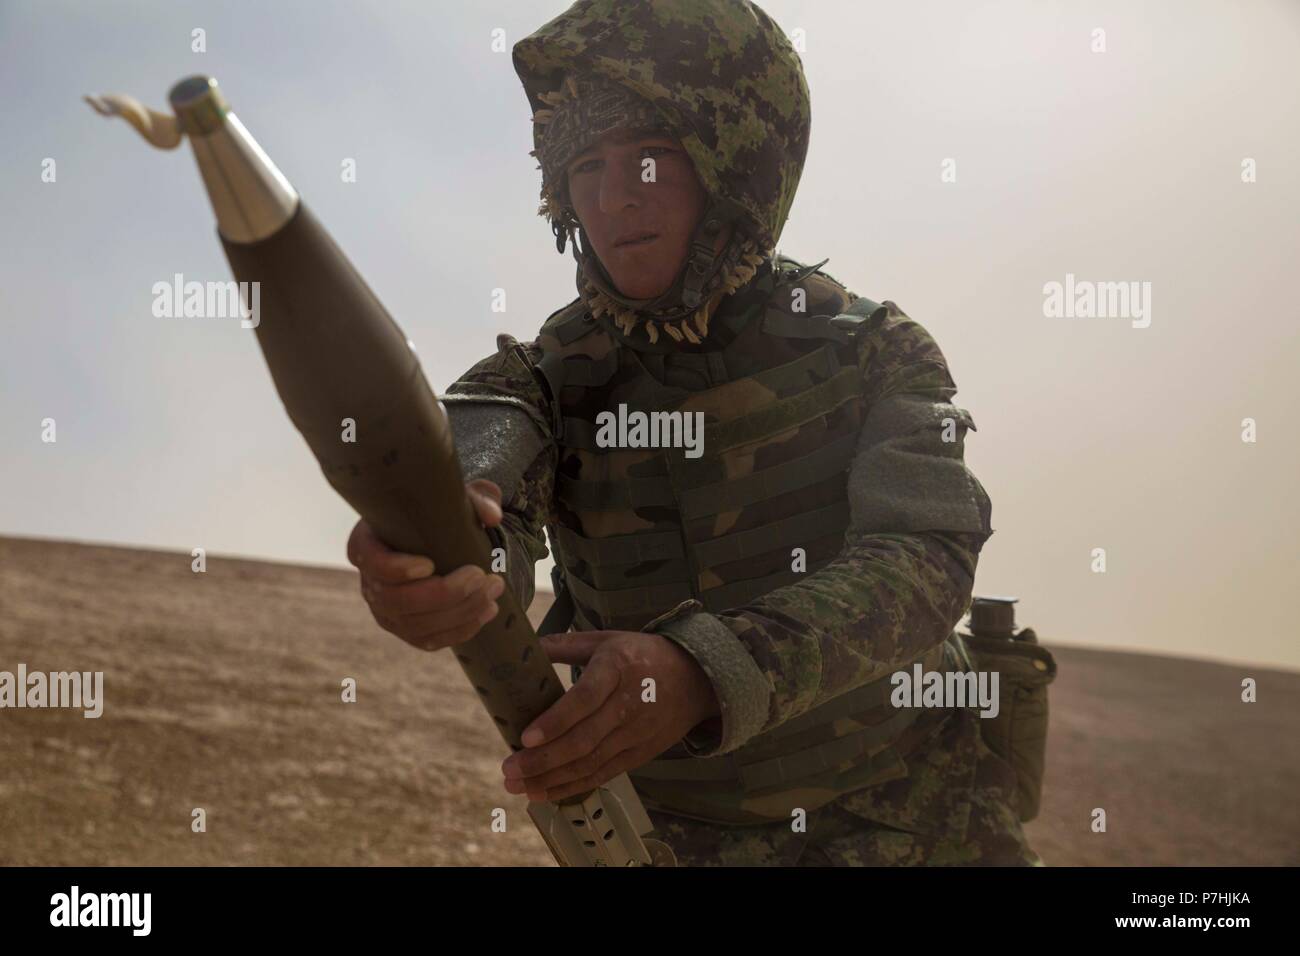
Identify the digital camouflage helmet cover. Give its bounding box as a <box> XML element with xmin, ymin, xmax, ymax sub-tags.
<box><xmin>513</xmin><ymin>0</ymin><xmax>812</xmax><ymax>345</ymax></box>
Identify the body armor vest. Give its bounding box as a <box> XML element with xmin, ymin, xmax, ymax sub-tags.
<box><xmin>531</xmin><ymin>257</ymin><xmax>961</xmax><ymax>825</ymax></box>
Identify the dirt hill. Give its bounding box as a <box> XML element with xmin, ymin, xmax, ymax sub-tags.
<box><xmin>1</xmin><ymin>535</ymin><xmax>1295</xmax><ymax>866</ymax></box>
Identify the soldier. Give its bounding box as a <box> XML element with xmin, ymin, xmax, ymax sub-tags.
<box><xmin>347</xmin><ymin>0</ymin><xmax>1042</xmax><ymax>866</ymax></box>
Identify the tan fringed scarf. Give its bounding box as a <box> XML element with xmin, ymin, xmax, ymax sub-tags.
<box><xmin>578</xmin><ymin>239</ymin><xmax>765</xmax><ymax>345</ymax></box>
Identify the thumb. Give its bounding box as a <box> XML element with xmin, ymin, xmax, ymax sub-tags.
<box><xmin>539</xmin><ymin>629</ymin><xmax>611</xmax><ymax>665</ymax></box>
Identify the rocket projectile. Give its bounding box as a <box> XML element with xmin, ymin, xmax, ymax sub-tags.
<box><xmin>88</xmin><ymin>74</ymin><xmax>672</xmax><ymax>866</ymax></box>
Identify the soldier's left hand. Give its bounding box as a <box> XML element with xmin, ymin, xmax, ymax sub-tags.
<box><xmin>500</xmin><ymin>630</ymin><xmax>720</xmax><ymax>802</ymax></box>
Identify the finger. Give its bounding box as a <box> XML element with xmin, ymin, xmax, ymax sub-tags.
<box><xmin>347</xmin><ymin>520</ymin><xmax>435</xmax><ymax>582</ymax></box>
<box><xmin>411</xmin><ymin>599</ymin><xmax>500</xmax><ymax>651</ymax></box>
<box><xmin>524</xmin><ymin>745</ymin><xmax>648</xmax><ymax>804</ymax></box>
<box><xmin>515</xmin><ymin>655</ymin><xmax>620</xmax><ymax>752</ymax></box>
<box><xmin>504</xmin><ymin>717</ymin><xmax>644</xmax><ymax>796</ymax></box>
<box><xmin>466</xmin><ymin>480</ymin><xmax>504</xmax><ymax>527</ymax></box>
<box><xmin>368</xmin><ymin>564</ymin><xmax>488</xmax><ymax>617</ymax></box>
<box><xmin>404</xmin><ymin>578</ymin><xmax>505</xmax><ymax>646</ymax></box>
<box><xmin>503</xmin><ymin>691</ymin><xmax>627</xmax><ymax>785</ymax></box>
<box><xmin>539</xmin><ymin>630</ymin><xmax>611</xmax><ymax>666</ymax></box>
<box><xmin>468</xmin><ymin>478</ymin><xmax>502</xmax><ymax>503</ymax></box>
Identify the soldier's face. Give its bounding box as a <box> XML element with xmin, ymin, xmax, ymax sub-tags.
<box><xmin>566</xmin><ymin>129</ymin><xmax>720</xmax><ymax>299</ymax></box>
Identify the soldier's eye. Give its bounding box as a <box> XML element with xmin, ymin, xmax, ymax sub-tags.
<box><xmin>570</xmin><ymin>158</ymin><xmax>601</xmax><ymax>176</ymax></box>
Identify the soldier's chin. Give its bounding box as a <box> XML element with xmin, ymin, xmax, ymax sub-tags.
<box><xmin>606</xmin><ymin>259</ymin><xmax>676</xmax><ymax>300</ymax></box>
<box><xmin>605</xmin><ymin>274</ymin><xmax>670</xmax><ymax>300</ymax></box>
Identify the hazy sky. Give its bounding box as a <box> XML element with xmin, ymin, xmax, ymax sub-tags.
<box><xmin>2</xmin><ymin>0</ymin><xmax>1297</xmax><ymax>670</ymax></box>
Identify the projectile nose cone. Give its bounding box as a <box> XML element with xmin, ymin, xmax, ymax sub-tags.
<box><xmin>168</xmin><ymin>75</ymin><xmax>230</xmax><ymax>136</ymax></box>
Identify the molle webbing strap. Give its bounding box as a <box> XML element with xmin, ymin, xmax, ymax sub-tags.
<box><xmin>761</xmin><ymin>308</ymin><xmax>856</xmax><ymax>345</ymax></box>
<box><xmin>760</xmin><ymin>292</ymin><xmax>885</xmax><ymax>344</ymax></box>
<box><xmin>732</xmin><ymin>340</ymin><xmax>838</xmax><ymax>394</ymax></box>
<box><xmin>553</xmin><ymin>426</ymin><xmax>856</xmax><ymax>517</ymax></box>
<box><xmin>639</xmin><ymin>349</ymin><xmax>732</xmax><ymax>389</ymax></box>
<box><xmin>736</xmin><ymin>708</ymin><xmax>922</xmax><ymax>793</ymax></box>
<box><xmin>555</xmin><ymin>337</ymin><xmax>845</xmax><ymax>458</ymax></box>
<box><xmin>625</xmin><ymin>713</ymin><xmax>921</xmax><ymax>789</ymax></box>
<box><xmin>564</xmin><ymin>568</ymin><xmax>694</xmax><ymax>620</ymax></box>
<box><xmin>714</xmin><ymin>299</ymin><xmax>763</xmax><ymax>340</ymax></box>
<box><xmin>553</xmin><ymin>524</ymin><xmax>685</xmax><ymax>566</ymax></box>
<box><xmin>556</xmin><ymin>416</ymin><xmax>604</xmax><ymax>451</ymax></box>
<box><xmin>706</xmin><ymin>365</ymin><xmax>864</xmax><ymax>455</ymax></box>
<box><xmin>556</xmin><ymin>471</ymin><xmax>677</xmax><ymax>510</ymax></box>
<box><xmin>564</xmin><ymin>530</ymin><xmax>835</xmax><ymax>620</ymax></box>
<box><xmin>677</xmin><ymin>431</ymin><xmax>858</xmax><ymax>517</ymax></box>
<box><xmin>571</xmin><ymin>499</ymin><xmax>849</xmax><ymax>593</ymax></box>
<box><xmin>559</xmin><ymin>366</ymin><xmax>860</xmax><ymax>455</ymax></box>
<box><xmin>536</xmin><ymin>347</ymin><xmax>620</xmax><ymax>390</ymax></box>
<box><xmin>629</xmin><ymin>339</ymin><xmax>841</xmax><ymax>410</ymax></box>
<box><xmin>585</xmin><ymin>556</ymin><xmax>696</xmax><ymax>592</ymax></box>
<box><xmin>548</xmin><ymin>306</ymin><xmax>600</xmax><ymax>345</ymax></box>
<box><xmin>690</xmin><ymin>500</ymin><xmax>850</xmax><ymax>568</ymax></box>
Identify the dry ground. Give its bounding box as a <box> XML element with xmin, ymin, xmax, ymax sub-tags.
<box><xmin>1</xmin><ymin>535</ymin><xmax>1295</xmax><ymax>866</ymax></box>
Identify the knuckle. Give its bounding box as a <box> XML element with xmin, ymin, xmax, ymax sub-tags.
<box><xmin>380</xmin><ymin>589</ymin><xmax>413</xmax><ymax>618</ymax></box>
<box><xmin>391</xmin><ymin>581</ymin><xmax>442</xmax><ymax>617</ymax></box>
<box><xmin>578</xmin><ymin>750</ymin><xmax>602</xmax><ymax>777</ymax></box>
<box><xmin>514</xmin><ymin>753</ymin><xmax>539</xmax><ymax>778</ymax></box>
<box><xmin>611</xmin><ymin>642</ymin><xmax>640</xmax><ymax>670</ymax></box>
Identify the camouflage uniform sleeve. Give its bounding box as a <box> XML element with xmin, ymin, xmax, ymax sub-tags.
<box><xmin>648</xmin><ymin>302</ymin><xmax>994</xmax><ymax>757</ymax></box>
<box><xmin>441</xmin><ymin>333</ymin><xmax>557</xmax><ymax>610</ymax></box>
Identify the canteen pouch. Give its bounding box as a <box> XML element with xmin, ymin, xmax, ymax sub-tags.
<box><xmin>960</xmin><ymin>627</ymin><xmax>1057</xmax><ymax>822</ymax></box>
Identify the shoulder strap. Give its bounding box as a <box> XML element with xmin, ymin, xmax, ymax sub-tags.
<box><xmin>761</xmin><ymin>307</ymin><xmax>855</xmax><ymax>345</ymax></box>
<box><xmin>542</xmin><ymin>300</ymin><xmax>601</xmax><ymax>346</ymax></box>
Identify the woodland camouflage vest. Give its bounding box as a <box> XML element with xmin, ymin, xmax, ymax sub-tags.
<box><xmin>533</xmin><ymin>256</ymin><xmax>958</xmax><ymax>825</ymax></box>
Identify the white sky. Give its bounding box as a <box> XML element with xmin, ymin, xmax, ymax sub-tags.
<box><xmin>2</xmin><ymin>0</ymin><xmax>1298</xmax><ymax>669</ymax></box>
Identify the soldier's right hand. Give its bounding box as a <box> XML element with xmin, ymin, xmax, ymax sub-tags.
<box><xmin>346</xmin><ymin>479</ymin><xmax>507</xmax><ymax>651</ymax></box>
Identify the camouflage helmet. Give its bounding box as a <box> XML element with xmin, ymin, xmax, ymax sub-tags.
<box><xmin>513</xmin><ymin>0</ymin><xmax>812</xmax><ymax>342</ymax></box>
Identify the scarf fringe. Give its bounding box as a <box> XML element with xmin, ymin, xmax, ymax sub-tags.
<box><xmin>577</xmin><ymin>237</ymin><xmax>760</xmax><ymax>347</ymax></box>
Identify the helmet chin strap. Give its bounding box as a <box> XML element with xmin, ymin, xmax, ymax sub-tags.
<box><xmin>570</xmin><ymin>197</ymin><xmax>738</xmax><ymax>322</ymax></box>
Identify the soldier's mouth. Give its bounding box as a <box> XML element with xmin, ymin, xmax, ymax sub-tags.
<box><xmin>614</xmin><ymin>232</ymin><xmax>659</xmax><ymax>248</ymax></box>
